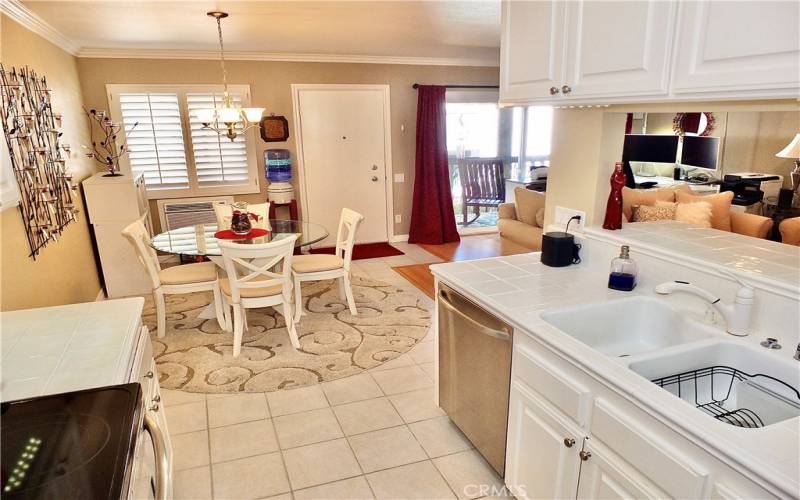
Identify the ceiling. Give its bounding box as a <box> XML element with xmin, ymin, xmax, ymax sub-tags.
<box><xmin>21</xmin><ymin>1</ymin><xmax>501</xmax><ymax>65</ymax></box>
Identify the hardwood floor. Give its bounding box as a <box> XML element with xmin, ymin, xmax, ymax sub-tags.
<box><xmin>392</xmin><ymin>234</ymin><xmax>531</xmax><ymax>298</ymax></box>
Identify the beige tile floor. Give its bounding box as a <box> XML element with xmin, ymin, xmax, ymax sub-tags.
<box><xmin>162</xmin><ymin>248</ymin><xmax>508</xmax><ymax>500</ymax></box>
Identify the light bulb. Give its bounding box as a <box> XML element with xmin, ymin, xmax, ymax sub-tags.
<box><xmin>243</xmin><ymin>107</ymin><xmax>265</xmax><ymax>123</ymax></box>
<box><xmin>218</xmin><ymin>106</ymin><xmax>240</xmax><ymax>123</ymax></box>
<box><xmin>194</xmin><ymin>108</ymin><xmax>216</xmax><ymax>124</ymax></box>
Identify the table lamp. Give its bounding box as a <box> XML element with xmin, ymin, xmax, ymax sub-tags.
<box><xmin>776</xmin><ymin>133</ymin><xmax>800</xmax><ymax>198</ymax></box>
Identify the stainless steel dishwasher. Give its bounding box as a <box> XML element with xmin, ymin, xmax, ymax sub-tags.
<box><xmin>438</xmin><ymin>283</ymin><xmax>513</xmax><ymax>477</ymax></box>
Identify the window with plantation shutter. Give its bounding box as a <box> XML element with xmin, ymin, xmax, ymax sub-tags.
<box><xmin>108</xmin><ymin>84</ymin><xmax>260</xmax><ymax>199</ymax></box>
<box><xmin>118</xmin><ymin>93</ymin><xmax>190</xmax><ymax>190</ymax></box>
<box><xmin>187</xmin><ymin>93</ymin><xmax>251</xmax><ymax>186</ymax></box>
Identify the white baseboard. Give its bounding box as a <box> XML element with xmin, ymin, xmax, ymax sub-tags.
<box><xmin>390</xmin><ymin>234</ymin><xmax>409</xmax><ymax>243</ymax></box>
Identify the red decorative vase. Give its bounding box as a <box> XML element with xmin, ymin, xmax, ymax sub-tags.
<box><xmin>602</xmin><ymin>162</ymin><xmax>627</xmax><ymax>230</ymax></box>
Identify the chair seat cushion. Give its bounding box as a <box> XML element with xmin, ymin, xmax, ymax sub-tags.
<box><xmin>219</xmin><ymin>278</ymin><xmax>283</xmax><ymax>298</ymax></box>
<box><xmin>158</xmin><ymin>262</ymin><xmax>217</xmax><ymax>285</ymax></box>
<box><xmin>292</xmin><ymin>254</ymin><xmax>345</xmax><ymax>274</ymax></box>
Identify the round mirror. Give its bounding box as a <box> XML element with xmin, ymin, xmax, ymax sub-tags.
<box><xmin>673</xmin><ymin>112</ymin><xmax>715</xmax><ymax>136</ymax></box>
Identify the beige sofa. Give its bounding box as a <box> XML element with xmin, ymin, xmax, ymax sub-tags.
<box><xmin>498</xmin><ymin>187</ymin><xmax>546</xmax><ymax>250</ymax></box>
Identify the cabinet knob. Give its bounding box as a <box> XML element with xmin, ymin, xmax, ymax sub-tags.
<box><xmin>579</xmin><ymin>450</ymin><xmax>592</xmax><ymax>461</ymax></box>
<box><xmin>561</xmin><ymin>85</ymin><xmax>572</xmax><ymax>95</ymax></box>
<box><xmin>549</xmin><ymin>86</ymin><xmax>561</xmax><ymax>95</ymax></box>
<box><xmin>563</xmin><ymin>437</ymin><xmax>575</xmax><ymax>448</ymax></box>
<box><xmin>144</xmin><ymin>371</ymin><xmax>154</xmax><ymax>379</ymax></box>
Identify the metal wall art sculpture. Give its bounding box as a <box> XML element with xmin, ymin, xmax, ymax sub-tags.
<box><xmin>0</xmin><ymin>64</ymin><xmax>79</xmax><ymax>259</ymax></box>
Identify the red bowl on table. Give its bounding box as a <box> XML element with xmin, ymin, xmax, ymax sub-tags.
<box><xmin>214</xmin><ymin>228</ymin><xmax>270</xmax><ymax>240</ymax></box>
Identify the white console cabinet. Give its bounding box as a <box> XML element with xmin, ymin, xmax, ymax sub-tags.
<box><xmin>499</xmin><ymin>0</ymin><xmax>799</xmax><ymax>105</ymax></box>
<box><xmin>83</xmin><ymin>172</ymin><xmax>152</xmax><ymax>298</ymax></box>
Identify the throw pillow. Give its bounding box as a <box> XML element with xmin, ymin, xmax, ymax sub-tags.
<box><xmin>514</xmin><ymin>187</ymin><xmax>545</xmax><ymax>227</ymax></box>
<box><xmin>674</xmin><ymin>201</ymin><xmax>713</xmax><ymax>227</ymax></box>
<box><xmin>534</xmin><ymin>207</ymin><xmax>545</xmax><ymax>228</ymax></box>
<box><xmin>621</xmin><ymin>185</ymin><xmax>691</xmax><ymax>222</ymax></box>
<box><xmin>675</xmin><ymin>190</ymin><xmax>734</xmax><ymax>231</ymax></box>
<box><xmin>632</xmin><ymin>203</ymin><xmax>676</xmax><ymax>222</ymax></box>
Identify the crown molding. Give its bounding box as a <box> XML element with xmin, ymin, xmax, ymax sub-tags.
<box><xmin>1</xmin><ymin>0</ymin><xmax>81</xmax><ymax>55</ymax></box>
<box><xmin>76</xmin><ymin>48</ymin><xmax>500</xmax><ymax>67</ymax></box>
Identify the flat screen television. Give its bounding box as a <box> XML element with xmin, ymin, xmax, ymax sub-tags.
<box><xmin>621</xmin><ymin>134</ymin><xmax>680</xmax><ymax>164</ymax></box>
<box><xmin>681</xmin><ymin>135</ymin><xmax>720</xmax><ymax>170</ymax></box>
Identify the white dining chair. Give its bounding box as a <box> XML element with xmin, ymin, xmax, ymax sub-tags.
<box><xmin>218</xmin><ymin>235</ymin><xmax>299</xmax><ymax>356</ymax></box>
<box><xmin>213</xmin><ymin>202</ymin><xmax>270</xmax><ymax>229</ymax></box>
<box><xmin>122</xmin><ymin>217</ymin><xmax>225</xmax><ymax>338</ymax></box>
<box><xmin>292</xmin><ymin>208</ymin><xmax>364</xmax><ymax>324</ymax></box>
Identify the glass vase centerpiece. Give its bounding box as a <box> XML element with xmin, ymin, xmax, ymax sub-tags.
<box><xmin>230</xmin><ymin>202</ymin><xmax>253</xmax><ymax>235</ymax></box>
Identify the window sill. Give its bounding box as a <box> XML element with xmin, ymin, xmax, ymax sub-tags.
<box><xmin>145</xmin><ymin>182</ymin><xmax>261</xmax><ymax>200</ymax></box>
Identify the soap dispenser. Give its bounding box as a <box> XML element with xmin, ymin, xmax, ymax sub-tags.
<box><xmin>608</xmin><ymin>245</ymin><xmax>637</xmax><ymax>291</ymax></box>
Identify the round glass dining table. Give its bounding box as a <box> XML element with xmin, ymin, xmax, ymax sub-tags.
<box><xmin>150</xmin><ymin>219</ymin><xmax>329</xmax><ymax>257</ymax></box>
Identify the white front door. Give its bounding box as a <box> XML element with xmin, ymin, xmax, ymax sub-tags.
<box><xmin>295</xmin><ymin>86</ymin><xmax>390</xmax><ymax>246</ymax></box>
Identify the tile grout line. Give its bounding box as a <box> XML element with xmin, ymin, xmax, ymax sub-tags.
<box><xmin>204</xmin><ymin>394</ymin><xmax>215</xmax><ymax>498</ymax></box>
<box><xmin>264</xmin><ymin>391</ymin><xmax>294</xmax><ymax>499</ymax></box>
<box><xmin>316</xmin><ymin>381</ymin><xmax>379</xmax><ymax>500</ymax></box>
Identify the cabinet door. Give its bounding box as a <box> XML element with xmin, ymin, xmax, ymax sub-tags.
<box><xmin>499</xmin><ymin>0</ymin><xmax>567</xmax><ymax>103</ymax></box>
<box><xmin>672</xmin><ymin>0</ymin><xmax>800</xmax><ymax>97</ymax></box>
<box><xmin>576</xmin><ymin>439</ymin><xmax>669</xmax><ymax>500</ymax></box>
<box><xmin>505</xmin><ymin>380</ymin><xmax>581</xmax><ymax>500</ymax></box>
<box><xmin>562</xmin><ymin>0</ymin><xmax>676</xmax><ymax>99</ymax></box>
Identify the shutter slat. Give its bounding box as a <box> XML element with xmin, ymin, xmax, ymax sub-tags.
<box><xmin>119</xmin><ymin>92</ymin><xmax>189</xmax><ymax>189</ymax></box>
<box><xmin>187</xmin><ymin>92</ymin><xmax>252</xmax><ymax>186</ymax></box>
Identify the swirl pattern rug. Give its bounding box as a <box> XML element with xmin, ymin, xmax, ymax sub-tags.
<box><xmin>141</xmin><ymin>275</ymin><xmax>431</xmax><ymax>394</ymax></box>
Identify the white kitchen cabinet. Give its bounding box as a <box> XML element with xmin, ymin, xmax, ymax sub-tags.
<box><xmin>505</xmin><ymin>380</ymin><xmax>582</xmax><ymax>500</ymax></box>
<box><xmin>671</xmin><ymin>0</ymin><xmax>800</xmax><ymax>98</ymax></box>
<box><xmin>576</xmin><ymin>438</ymin><xmax>668</xmax><ymax>499</ymax></box>
<box><xmin>561</xmin><ymin>0</ymin><xmax>676</xmax><ymax>99</ymax></box>
<box><xmin>499</xmin><ymin>0</ymin><xmax>566</xmax><ymax>102</ymax></box>
<box><xmin>499</xmin><ymin>0</ymin><xmax>799</xmax><ymax>105</ymax></box>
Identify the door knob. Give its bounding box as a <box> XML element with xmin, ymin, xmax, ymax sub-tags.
<box><xmin>561</xmin><ymin>85</ymin><xmax>572</xmax><ymax>94</ymax></box>
<box><xmin>371</xmin><ymin>176</ymin><xmax>379</xmax><ymax>182</ymax></box>
<box><xmin>579</xmin><ymin>450</ymin><xmax>592</xmax><ymax>461</ymax></box>
<box><xmin>371</xmin><ymin>165</ymin><xmax>378</xmax><ymax>170</ymax></box>
<box><xmin>563</xmin><ymin>437</ymin><xmax>575</xmax><ymax>448</ymax></box>
<box><xmin>549</xmin><ymin>86</ymin><xmax>560</xmax><ymax>95</ymax></box>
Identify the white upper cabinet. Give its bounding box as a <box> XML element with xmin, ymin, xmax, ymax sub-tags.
<box><xmin>562</xmin><ymin>0</ymin><xmax>676</xmax><ymax>99</ymax></box>
<box><xmin>499</xmin><ymin>0</ymin><xmax>800</xmax><ymax>105</ymax></box>
<box><xmin>671</xmin><ymin>0</ymin><xmax>800</xmax><ymax>98</ymax></box>
<box><xmin>499</xmin><ymin>0</ymin><xmax>566</xmax><ymax>102</ymax></box>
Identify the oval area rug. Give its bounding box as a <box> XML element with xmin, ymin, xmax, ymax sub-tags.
<box><xmin>141</xmin><ymin>275</ymin><xmax>431</xmax><ymax>393</ymax></box>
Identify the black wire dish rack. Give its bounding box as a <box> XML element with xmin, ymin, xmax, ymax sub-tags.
<box><xmin>651</xmin><ymin>366</ymin><xmax>800</xmax><ymax>429</ymax></box>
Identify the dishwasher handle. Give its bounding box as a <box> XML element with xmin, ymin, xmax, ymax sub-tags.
<box><xmin>439</xmin><ymin>289</ymin><xmax>511</xmax><ymax>341</ymax></box>
<box><xmin>143</xmin><ymin>412</ymin><xmax>169</xmax><ymax>500</ymax></box>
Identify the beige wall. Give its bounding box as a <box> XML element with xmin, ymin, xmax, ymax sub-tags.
<box><xmin>544</xmin><ymin>100</ymin><xmax>800</xmax><ymax>228</ymax></box>
<box><xmin>1</xmin><ymin>16</ymin><xmax>102</xmax><ymax>311</ymax></box>
<box><xmin>723</xmin><ymin>111</ymin><xmax>799</xmax><ymax>187</ymax></box>
<box><xmin>76</xmin><ymin>58</ymin><xmax>499</xmax><ymax>234</ymax></box>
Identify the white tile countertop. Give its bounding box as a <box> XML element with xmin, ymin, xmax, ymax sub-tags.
<box><xmin>0</xmin><ymin>297</ymin><xmax>145</xmax><ymax>402</ymax></box>
<box><xmin>430</xmin><ymin>231</ymin><xmax>800</xmax><ymax>498</ymax></box>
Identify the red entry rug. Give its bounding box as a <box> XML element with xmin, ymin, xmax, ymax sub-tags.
<box><xmin>310</xmin><ymin>242</ymin><xmax>404</xmax><ymax>260</ymax></box>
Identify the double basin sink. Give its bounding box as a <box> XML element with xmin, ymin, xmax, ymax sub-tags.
<box><xmin>541</xmin><ymin>297</ymin><xmax>800</xmax><ymax>429</ymax></box>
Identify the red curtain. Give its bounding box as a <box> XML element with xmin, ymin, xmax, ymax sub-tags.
<box><xmin>408</xmin><ymin>86</ymin><xmax>460</xmax><ymax>244</ymax></box>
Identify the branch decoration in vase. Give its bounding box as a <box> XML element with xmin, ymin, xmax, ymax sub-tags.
<box><xmin>83</xmin><ymin>108</ymin><xmax>136</xmax><ymax>177</ymax></box>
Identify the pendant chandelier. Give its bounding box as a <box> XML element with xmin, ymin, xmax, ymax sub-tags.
<box><xmin>195</xmin><ymin>11</ymin><xmax>264</xmax><ymax>141</ymax></box>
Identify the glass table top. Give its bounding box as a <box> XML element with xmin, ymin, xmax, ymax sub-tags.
<box><xmin>150</xmin><ymin>220</ymin><xmax>329</xmax><ymax>256</ymax></box>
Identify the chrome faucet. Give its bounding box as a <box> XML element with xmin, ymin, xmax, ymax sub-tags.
<box><xmin>654</xmin><ymin>280</ymin><xmax>754</xmax><ymax>337</ymax></box>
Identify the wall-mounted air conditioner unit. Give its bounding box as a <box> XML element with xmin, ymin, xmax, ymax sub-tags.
<box><xmin>156</xmin><ymin>196</ymin><xmax>234</xmax><ymax>231</ymax></box>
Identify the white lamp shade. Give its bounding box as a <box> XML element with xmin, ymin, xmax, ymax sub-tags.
<box><xmin>243</xmin><ymin>107</ymin><xmax>265</xmax><ymax>122</ymax></box>
<box><xmin>194</xmin><ymin>108</ymin><xmax>216</xmax><ymax>124</ymax></box>
<box><xmin>218</xmin><ymin>106</ymin><xmax>241</xmax><ymax>123</ymax></box>
<box><xmin>776</xmin><ymin>133</ymin><xmax>800</xmax><ymax>159</ymax></box>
